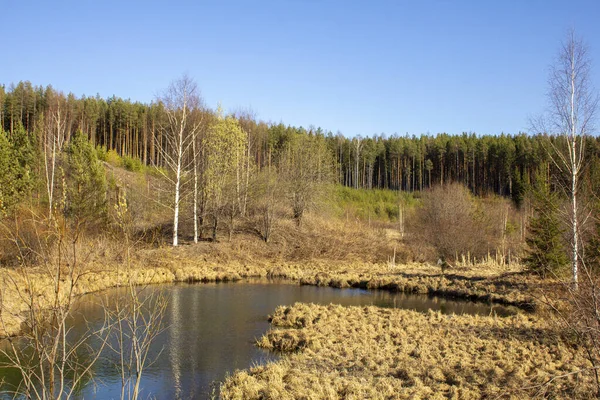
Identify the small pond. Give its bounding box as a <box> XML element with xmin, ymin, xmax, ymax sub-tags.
<box><xmin>0</xmin><ymin>280</ymin><xmax>517</xmax><ymax>399</ymax></box>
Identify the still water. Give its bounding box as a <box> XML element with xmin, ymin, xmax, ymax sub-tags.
<box><xmin>0</xmin><ymin>280</ymin><xmax>516</xmax><ymax>399</ymax></box>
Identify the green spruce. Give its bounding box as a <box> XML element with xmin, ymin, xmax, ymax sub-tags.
<box><xmin>0</xmin><ymin>123</ymin><xmax>35</xmax><ymax>215</ymax></box>
<box><xmin>524</xmin><ymin>172</ymin><xmax>568</xmax><ymax>277</ymax></box>
<box><xmin>585</xmin><ymin>200</ymin><xmax>600</xmax><ymax>272</ymax></box>
<box><xmin>64</xmin><ymin>130</ymin><xmax>107</xmax><ymax>226</ymax></box>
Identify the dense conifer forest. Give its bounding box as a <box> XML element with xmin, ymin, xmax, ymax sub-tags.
<box><xmin>3</xmin><ymin>80</ymin><xmax>600</xmax><ymax>209</ymax></box>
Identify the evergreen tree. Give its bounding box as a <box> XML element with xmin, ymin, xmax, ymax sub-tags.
<box><xmin>10</xmin><ymin>122</ymin><xmax>36</xmax><ymax>198</ymax></box>
<box><xmin>524</xmin><ymin>173</ymin><xmax>568</xmax><ymax>277</ymax></box>
<box><xmin>585</xmin><ymin>200</ymin><xmax>600</xmax><ymax>272</ymax></box>
<box><xmin>64</xmin><ymin>130</ymin><xmax>107</xmax><ymax>226</ymax></box>
<box><xmin>0</xmin><ymin>128</ymin><xmax>16</xmax><ymax>214</ymax></box>
<box><xmin>2</xmin><ymin>80</ymin><xmax>600</xmax><ymax>201</ymax></box>
<box><xmin>0</xmin><ymin>124</ymin><xmax>35</xmax><ymax>215</ymax></box>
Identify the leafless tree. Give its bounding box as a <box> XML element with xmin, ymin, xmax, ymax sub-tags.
<box><xmin>352</xmin><ymin>136</ymin><xmax>362</xmax><ymax>189</ymax></box>
<box><xmin>533</xmin><ymin>30</ymin><xmax>598</xmax><ymax>286</ymax></box>
<box><xmin>0</xmin><ymin>210</ymin><xmax>111</xmax><ymax>399</ymax></box>
<box><xmin>107</xmin><ymin>192</ymin><xmax>168</xmax><ymax>400</ymax></box>
<box><xmin>155</xmin><ymin>75</ymin><xmax>203</xmax><ymax>246</ymax></box>
<box><xmin>233</xmin><ymin>108</ymin><xmax>259</xmax><ymax>218</ymax></box>
<box><xmin>253</xmin><ymin>170</ymin><xmax>281</xmax><ymax>243</ymax></box>
<box><xmin>528</xmin><ymin>31</ymin><xmax>600</xmax><ymax>395</ymax></box>
<box><xmin>43</xmin><ymin>91</ymin><xmax>68</xmax><ymax>219</ymax></box>
<box><xmin>414</xmin><ymin>183</ymin><xmax>486</xmax><ymax>264</ymax></box>
<box><xmin>191</xmin><ymin>109</ymin><xmax>209</xmax><ymax>243</ymax></box>
<box><xmin>280</xmin><ymin>134</ymin><xmax>333</xmax><ymax>226</ymax></box>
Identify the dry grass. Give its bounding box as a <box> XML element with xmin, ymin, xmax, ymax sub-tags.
<box><xmin>0</xmin><ymin>213</ymin><xmax>581</xmax><ymax>399</ymax></box>
<box><xmin>0</xmin><ymin>236</ymin><xmax>540</xmax><ymax>338</ymax></box>
<box><xmin>221</xmin><ymin>303</ymin><xmax>594</xmax><ymax>399</ymax></box>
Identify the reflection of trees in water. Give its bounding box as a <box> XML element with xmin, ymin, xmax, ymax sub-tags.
<box><xmin>0</xmin><ymin>323</ymin><xmax>98</xmax><ymax>399</ymax></box>
<box><xmin>1</xmin><ymin>282</ymin><xmax>517</xmax><ymax>399</ymax></box>
<box><xmin>169</xmin><ymin>286</ymin><xmax>183</xmax><ymax>399</ymax></box>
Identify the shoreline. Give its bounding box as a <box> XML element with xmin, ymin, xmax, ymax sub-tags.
<box><xmin>0</xmin><ymin>248</ymin><xmax>537</xmax><ymax>338</ymax></box>
<box><xmin>220</xmin><ymin>303</ymin><xmax>591</xmax><ymax>399</ymax></box>
<box><xmin>3</xmin><ymin>250</ymin><xmax>586</xmax><ymax>398</ymax></box>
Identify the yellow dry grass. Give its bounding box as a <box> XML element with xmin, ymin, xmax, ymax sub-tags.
<box><xmin>0</xmin><ymin>227</ymin><xmax>583</xmax><ymax>399</ymax></box>
<box><xmin>0</xmin><ymin>242</ymin><xmax>539</xmax><ymax>338</ymax></box>
<box><xmin>221</xmin><ymin>303</ymin><xmax>593</xmax><ymax>399</ymax></box>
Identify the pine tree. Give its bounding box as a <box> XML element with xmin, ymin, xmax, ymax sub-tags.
<box><xmin>64</xmin><ymin>130</ymin><xmax>107</xmax><ymax>226</ymax></box>
<box><xmin>0</xmin><ymin>124</ymin><xmax>35</xmax><ymax>215</ymax></box>
<box><xmin>524</xmin><ymin>174</ymin><xmax>568</xmax><ymax>277</ymax></box>
<box><xmin>10</xmin><ymin>122</ymin><xmax>36</xmax><ymax>199</ymax></box>
<box><xmin>0</xmin><ymin>128</ymin><xmax>15</xmax><ymax>214</ymax></box>
<box><xmin>586</xmin><ymin>201</ymin><xmax>600</xmax><ymax>272</ymax></box>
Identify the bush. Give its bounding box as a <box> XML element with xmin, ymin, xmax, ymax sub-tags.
<box><xmin>412</xmin><ymin>183</ymin><xmax>486</xmax><ymax>262</ymax></box>
<box><xmin>106</xmin><ymin>149</ymin><xmax>123</xmax><ymax>167</ymax></box>
<box><xmin>122</xmin><ymin>156</ymin><xmax>145</xmax><ymax>172</ymax></box>
<box><xmin>95</xmin><ymin>145</ymin><xmax>108</xmax><ymax>161</ymax></box>
<box><xmin>0</xmin><ymin>208</ymin><xmax>52</xmax><ymax>265</ymax></box>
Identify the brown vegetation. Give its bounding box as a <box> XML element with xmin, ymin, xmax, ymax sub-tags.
<box><xmin>410</xmin><ymin>183</ymin><xmax>523</xmax><ymax>264</ymax></box>
<box><xmin>0</xmin><ymin>183</ymin><xmax>588</xmax><ymax>398</ymax></box>
<box><xmin>221</xmin><ymin>303</ymin><xmax>594</xmax><ymax>399</ymax></box>
<box><xmin>0</xmin><ymin>217</ymin><xmax>538</xmax><ymax>338</ymax></box>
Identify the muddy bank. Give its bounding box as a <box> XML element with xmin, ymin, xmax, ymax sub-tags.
<box><xmin>221</xmin><ymin>303</ymin><xmax>591</xmax><ymax>399</ymax></box>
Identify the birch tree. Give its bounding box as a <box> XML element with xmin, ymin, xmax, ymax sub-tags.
<box><xmin>280</xmin><ymin>133</ymin><xmax>334</xmax><ymax>226</ymax></box>
<box><xmin>155</xmin><ymin>75</ymin><xmax>203</xmax><ymax>246</ymax></box>
<box><xmin>233</xmin><ymin>109</ymin><xmax>258</xmax><ymax>217</ymax></box>
<box><xmin>43</xmin><ymin>90</ymin><xmax>68</xmax><ymax>218</ymax></box>
<box><xmin>203</xmin><ymin>107</ymin><xmax>246</xmax><ymax>241</ymax></box>
<box><xmin>191</xmin><ymin>109</ymin><xmax>208</xmax><ymax>243</ymax></box>
<box><xmin>536</xmin><ymin>30</ymin><xmax>598</xmax><ymax>286</ymax></box>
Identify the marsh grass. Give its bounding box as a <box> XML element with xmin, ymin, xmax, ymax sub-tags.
<box><xmin>0</xmin><ymin>242</ymin><xmax>539</xmax><ymax>339</ymax></box>
<box><xmin>221</xmin><ymin>303</ymin><xmax>593</xmax><ymax>399</ymax></box>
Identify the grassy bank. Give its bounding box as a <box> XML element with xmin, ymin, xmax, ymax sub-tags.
<box><xmin>0</xmin><ymin>224</ymin><xmax>573</xmax><ymax>399</ymax></box>
<box><xmin>221</xmin><ymin>303</ymin><xmax>592</xmax><ymax>399</ymax></box>
<box><xmin>0</xmin><ymin>239</ymin><xmax>537</xmax><ymax>338</ymax></box>
<box><xmin>1</xmin><ymin>203</ymin><xmax>539</xmax><ymax>338</ymax></box>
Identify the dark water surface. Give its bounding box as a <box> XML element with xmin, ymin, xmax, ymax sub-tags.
<box><xmin>0</xmin><ymin>280</ymin><xmax>517</xmax><ymax>399</ymax></box>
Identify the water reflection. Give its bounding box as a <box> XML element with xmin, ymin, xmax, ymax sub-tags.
<box><xmin>0</xmin><ymin>280</ymin><xmax>517</xmax><ymax>399</ymax></box>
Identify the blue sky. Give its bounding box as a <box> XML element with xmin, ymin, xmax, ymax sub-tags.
<box><xmin>2</xmin><ymin>0</ymin><xmax>599</xmax><ymax>137</ymax></box>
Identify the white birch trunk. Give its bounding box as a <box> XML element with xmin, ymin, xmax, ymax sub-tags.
<box><xmin>236</xmin><ymin>147</ymin><xmax>241</xmax><ymax>214</ymax></box>
<box><xmin>173</xmin><ymin>160</ymin><xmax>181</xmax><ymax>247</ymax></box>
<box><xmin>570</xmin><ymin>56</ymin><xmax>579</xmax><ymax>286</ymax></box>
<box><xmin>44</xmin><ymin>108</ymin><xmax>65</xmax><ymax>218</ymax></box>
<box><xmin>537</xmin><ymin>32</ymin><xmax>598</xmax><ymax>287</ymax></box>
<box><xmin>193</xmin><ymin>136</ymin><xmax>198</xmax><ymax>243</ymax></box>
<box><xmin>156</xmin><ymin>76</ymin><xmax>204</xmax><ymax>247</ymax></box>
<box><xmin>172</xmin><ymin>103</ymin><xmax>186</xmax><ymax>247</ymax></box>
<box><xmin>242</xmin><ymin>143</ymin><xmax>250</xmax><ymax>216</ymax></box>
<box><xmin>569</xmin><ymin>48</ymin><xmax>583</xmax><ymax>288</ymax></box>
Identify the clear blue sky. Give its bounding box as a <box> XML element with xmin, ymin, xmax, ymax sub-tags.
<box><xmin>2</xmin><ymin>0</ymin><xmax>599</xmax><ymax>137</ymax></box>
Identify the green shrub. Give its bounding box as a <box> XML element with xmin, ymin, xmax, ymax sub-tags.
<box><xmin>95</xmin><ymin>145</ymin><xmax>108</xmax><ymax>161</ymax></box>
<box><xmin>122</xmin><ymin>156</ymin><xmax>144</xmax><ymax>172</ymax></box>
<box><xmin>106</xmin><ymin>150</ymin><xmax>122</xmax><ymax>167</ymax></box>
<box><xmin>329</xmin><ymin>185</ymin><xmax>417</xmax><ymax>222</ymax></box>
